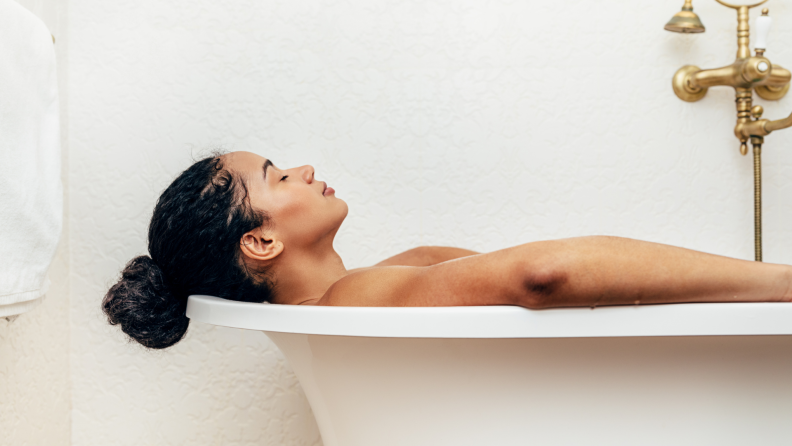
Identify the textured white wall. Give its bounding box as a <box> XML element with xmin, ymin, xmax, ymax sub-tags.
<box><xmin>69</xmin><ymin>0</ymin><xmax>792</xmax><ymax>445</ymax></box>
<box><xmin>0</xmin><ymin>0</ymin><xmax>70</xmax><ymax>445</ymax></box>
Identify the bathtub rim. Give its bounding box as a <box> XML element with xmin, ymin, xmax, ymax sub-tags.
<box><xmin>186</xmin><ymin>294</ymin><xmax>792</xmax><ymax>338</ymax></box>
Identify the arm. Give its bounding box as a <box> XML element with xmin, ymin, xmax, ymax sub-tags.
<box><xmin>525</xmin><ymin>236</ymin><xmax>792</xmax><ymax>308</ymax></box>
<box><xmin>321</xmin><ymin>236</ymin><xmax>792</xmax><ymax>308</ymax></box>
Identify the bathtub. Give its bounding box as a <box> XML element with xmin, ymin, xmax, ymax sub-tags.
<box><xmin>186</xmin><ymin>295</ymin><xmax>792</xmax><ymax>446</ymax></box>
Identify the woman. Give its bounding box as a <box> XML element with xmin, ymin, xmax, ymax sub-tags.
<box><xmin>103</xmin><ymin>151</ymin><xmax>792</xmax><ymax>349</ymax></box>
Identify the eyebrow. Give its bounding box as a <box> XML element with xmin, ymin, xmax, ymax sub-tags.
<box><xmin>262</xmin><ymin>159</ymin><xmax>273</xmax><ymax>180</ymax></box>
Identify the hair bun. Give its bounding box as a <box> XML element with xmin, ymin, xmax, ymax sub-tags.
<box><xmin>102</xmin><ymin>255</ymin><xmax>189</xmax><ymax>349</ymax></box>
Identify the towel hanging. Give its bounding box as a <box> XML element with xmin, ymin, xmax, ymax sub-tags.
<box><xmin>0</xmin><ymin>0</ymin><xmax>63</xmax><ymax>318</ymax></box>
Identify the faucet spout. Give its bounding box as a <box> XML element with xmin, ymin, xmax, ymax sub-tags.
<box><xmin>765</xmin><ymin>110</ymin><xmax>792</xmax><ymax>132</ymax></box>
<box><xmin>736</xmin><ymin>109</ymin><xmax>792</xmax><ymax>139</ymax></box>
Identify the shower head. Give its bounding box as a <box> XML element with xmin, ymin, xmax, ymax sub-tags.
<box><xmin>665</xmin><ymin>0</ymin><xmax>706</xmax><ymax>33</ymax></box>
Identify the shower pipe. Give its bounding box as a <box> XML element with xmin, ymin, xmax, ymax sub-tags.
<box><xmin>666</xmin><ymin>0</ymin><xmax>792</xmax><ymax>261</ymax></box>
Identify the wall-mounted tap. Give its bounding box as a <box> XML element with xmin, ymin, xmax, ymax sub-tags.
<box><xmin>666</xmin><ymin>0</ymin><xmax>792</xmax><ymax>262</ymax></box>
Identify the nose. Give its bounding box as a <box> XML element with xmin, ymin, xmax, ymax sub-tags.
<box><xmin>299</xmin><ymin>165</ymin><xmax>315</xmax><ymax>183</ymax></box>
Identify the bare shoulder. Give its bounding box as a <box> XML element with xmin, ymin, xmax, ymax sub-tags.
<box><xmin>316</xmin><ymin>266</ymin><xmax>426</xmax><ymax>307</ymax></box>
<box><xmin>316</xmin><ymin>248</ymin><xmax>533</xmax><ymax>307</ymax></box>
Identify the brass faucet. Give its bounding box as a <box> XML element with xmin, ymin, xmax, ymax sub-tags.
<box><xmin>666</xmin><ymin>0</ymin><xmax>792</xmax><ymax>261</ymax></box>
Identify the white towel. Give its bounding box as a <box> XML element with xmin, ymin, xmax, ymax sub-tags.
<box><xmin>0</xmin><ymin>0</ymin><xmax>62</xmax><ymax>317</ymax></box>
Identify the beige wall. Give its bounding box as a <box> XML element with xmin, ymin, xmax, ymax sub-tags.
<box><xmin>0</xmin><ymin>1</ymin><xmax>70</xmax><ymax>445</ymax></box>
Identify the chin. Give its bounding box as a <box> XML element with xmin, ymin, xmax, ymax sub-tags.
<box><xmin>337</xmin><ymin>198</ymin><xmax>349</xmax><ymax>221</ymax></box>
<box><xmin>322</xmin><ymin>200</ymin><xmax>348</xmax><ymax>240</ymax></box>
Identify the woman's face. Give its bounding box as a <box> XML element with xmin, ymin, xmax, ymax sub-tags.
<box><xmin>223</xmin><ymin>151</ymin><xmax>348</xmax><ymax>249</ymax></box>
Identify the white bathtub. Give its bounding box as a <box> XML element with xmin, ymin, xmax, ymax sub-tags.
<box><xmin>186</xmin><ymin>295</ymin><xmax>792</xmax><ymax>446</ymax></box>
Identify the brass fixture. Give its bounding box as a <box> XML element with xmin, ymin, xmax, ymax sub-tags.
<box><xmin>752</xmin><ymin>137</ymin><xmax>763</xmax><ymax>261</ymax></box>
<box><xmin>667</xmin><ymin>1</ymin><xmax>792</xmax><ymax>261</ymax></box>
<box><xmin>665</xmin><ymin>0</ymin><xmax>706</xmax><ymax>33</ymax></box>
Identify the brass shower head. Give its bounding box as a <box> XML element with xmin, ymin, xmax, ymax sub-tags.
<box><xmin>665</xmin><ymin>0</ymin><xmax>706</xmax><ymax>33</ymax></box>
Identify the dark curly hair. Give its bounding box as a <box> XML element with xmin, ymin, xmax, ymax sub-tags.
<box><xmin>102</xmin><ymin>154</ymin><xmax>274</xmax><ymax>349</ymax></box>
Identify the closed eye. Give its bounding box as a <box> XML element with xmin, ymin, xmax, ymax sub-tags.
<box><xmin>280</xmin><ymin>175</ymin><xmax>289</xmax><ymax>181</ymax></box>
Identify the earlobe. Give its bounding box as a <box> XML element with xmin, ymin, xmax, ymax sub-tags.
<box><xmin>239</xmin><ymin>229</ymin><xmax>284</xmax><ymax>262</ymax></box>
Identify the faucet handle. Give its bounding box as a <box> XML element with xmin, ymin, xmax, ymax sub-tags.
<box><xmin>755</xmin><ymin>8</ymin><xmax>771</xmax><ymax>52</ymax></box>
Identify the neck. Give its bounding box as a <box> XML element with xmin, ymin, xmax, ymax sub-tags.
<box><xmin>270</xmin><ymin>243</ymin><xmax>348</xmax><ymax>305</ymax></box>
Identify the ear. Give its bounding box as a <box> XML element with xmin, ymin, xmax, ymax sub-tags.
<box><xmin>239</xmin><ymin>228</ymin><xmax>284</xmax><ymax>262</ymax></box>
